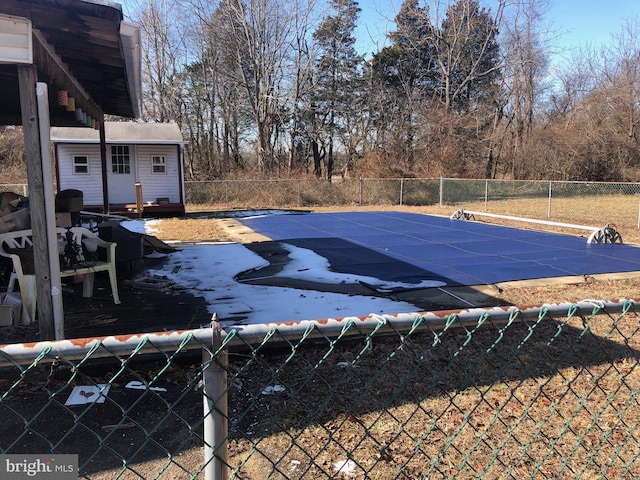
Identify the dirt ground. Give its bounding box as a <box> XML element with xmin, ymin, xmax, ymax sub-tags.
<box><xmin>1</xmin><ymin>205</ymin><xmax>640</xmax><ymax>479</ymax></box>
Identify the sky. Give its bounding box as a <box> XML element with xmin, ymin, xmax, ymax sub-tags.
<box><xmin>122</xmin><ymin>218</ymin><xmax>426</xmax><ymax>326</ymax></box>
<box><xmin>544</xmin><ymin>0</ymin><xmax>638</xmax><ymax>49</ymax></box>
<box><xmin>354</xmin><ymin>0</ymin><xmax>640</xmax><ymax>59</ymax></box>
<box><xmin>119</xmin><ymin>0</ymin><xmax>639</xmax><ymax>65</ymax></box>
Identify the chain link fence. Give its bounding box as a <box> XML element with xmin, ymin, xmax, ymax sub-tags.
<box><xmin>1</xmin><ymin>300</ymin><xmax>639</xmax><ymax>479</ymax></box>
<box><xmin>4</xmin><ymin>178</ymin><xmax>640</xmax><ymax>228</ymax></box>
<box><xmin>180</xmin><ymin>178</ymin><xmax>640</xmax><ymax>229</ymax></box>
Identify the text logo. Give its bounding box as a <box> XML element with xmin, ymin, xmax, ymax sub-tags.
<box><xmin>0</xmin><ymin>455</ymin><xmax>78</xmax><ymax>479</ymax></box>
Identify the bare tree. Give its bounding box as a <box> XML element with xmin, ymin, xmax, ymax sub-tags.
<box><xmin>285</xmin><ymin>0</ymin><xmax>319</xmax><ymax>174</ymax></box>
<box><xmin>124</xmin><ymin>0</ymin><xmax>640</xmax><ymax>183</ymax></box>
<box><xmin>547</xmin><ymin>52</ymin><xmax>594</xmax><ymax>124</ymax></box>
<box><xmin>0</xmin><ymin>127</ymin><xmax>26</xmax><ymax>182</ymax></box>
<box><xmin>535</xmin><ymin>16</ymin><xmax>640</xmax><ymax>181</ymax></box>
<box><xmin>216</xmin><ymin>0</ymin><xmax>302</xmax><ymax>173</ymax></box>
<box><xmin>601</xmin><ymin>18</ymin><xmax>640</xmax><ymax>147</ymax></box>
<box><xmin>499</xmin><ymin>0</ymin><xmax>551</xmax><ymax>178</ymax></box>
<box><xmin>129</xmin><ymin>0</ymin><xmax>191</xmax><ymax>123</ymax></box>
<box><xmin>185</xmin><ymin>0</ymin><xmax>247</xmax><ymax>178</ymax></box>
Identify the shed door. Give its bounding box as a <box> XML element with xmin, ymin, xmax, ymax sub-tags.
<box><xmin>108</xmin><ymin>145</ymin><xmax>136</xmax><ymax>203</ymax></box>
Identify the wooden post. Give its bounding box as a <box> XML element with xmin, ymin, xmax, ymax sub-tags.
<box><xmin>100</xmin><ymin>121</ymin><xmax>109</xmax><ymax>214</ymax></box>
<box><xmin>18</xmin><ymin>65</ymin><xmax>55</xmax><ymax>340</ymax></box>
<box><xmin>36</xmin><ymin>82</ymin><xmax>65</xmax><ymax>340</ymax></box>
<box><xmin>135</xmin><ymin>182</ymin><xmax>144</xmax><ymax>217</ymax></box>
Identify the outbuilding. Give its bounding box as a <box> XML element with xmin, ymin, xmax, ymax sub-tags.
<box><xmin>51</xmin><ymin>122</ymin><xmax>186</xmax><ymax>216</ymax></box>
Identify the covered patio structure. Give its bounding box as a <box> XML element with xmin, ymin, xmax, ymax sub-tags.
<box><xmin>0</xmin><ymin>0</ymin><xmax>142</xmax><ymax>340</ymax></box>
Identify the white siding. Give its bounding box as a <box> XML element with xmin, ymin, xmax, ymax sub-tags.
<box><xmin>56</xmin><ymin>144</ymin><xmax>105</xmax><ymax>205</ymax></box>
<box><xmin>134</xmin><ymin>145</ymin><xmax>181</xmax><ymax>203</ymax></box>
<box><xmin>57</xmin><ymin>143</ymin><xmax>183</xmax><ymax>206</ymax></box>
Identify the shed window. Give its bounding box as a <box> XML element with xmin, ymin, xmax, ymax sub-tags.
<box><xmin>72</xmin><ymin>155</ymin><xmax>89</xmax><ymax>174</ymax></box>
<box><xmin>111</xmin><ymin>145</ymin><xmax>131</xmax><ymax>174</ymax></box>
<box><xmin>152</xmin><ymin>155</ymin><xmax>166</xmax><ymax>174</ymax></box>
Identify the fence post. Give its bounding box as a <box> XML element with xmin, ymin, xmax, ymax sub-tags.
<box><xmin>439</xmin><ymin>177</ymin><xmax>443</xmax><ymax>207</ymax></box>
<box><xmin>484</xmin><ymin>179</ymin><xmax>489</xmax><ymax>212</ymax></box>
<box><xmin>636</xmin><ymin>182</ymin><xmax>640</xmax><ymax>229</ymax></box>
<box><xmin>203</xmin><ymin>321</ymin><xmax>229</xmax><ymax>480</ymax></box>
<box><xmin>359</xmin><ymin>177</ymin><xmax>363</xmax><ymax>206</ymax></box>
<box><xmin>399</xmin><ymin>178</ymin><xmax>404</xmax><ymax>206</ymax></box>
<box><xmin>548</xmin><ymin>181</ymin><xmax>552</xmax><ymax>218</ymax></box>
<box><xmin>298</xmin><ymin>179</ymin><xmax>301</xmax><ymax>207</ymax></box>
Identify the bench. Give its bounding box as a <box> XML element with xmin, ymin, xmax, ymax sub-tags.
<box><xmin>0</xmin><ymin>227</ymin><xmax>120</xmax><ymax>323</ymax></box>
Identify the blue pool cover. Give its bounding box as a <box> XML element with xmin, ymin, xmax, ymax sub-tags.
<box><xmin>239</xmin><ymin>211</ymin><xmax>640</xmax><ymax>287</ymax></box>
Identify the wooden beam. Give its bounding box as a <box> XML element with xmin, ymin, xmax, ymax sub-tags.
<box><xmin>100</xmin><ymin>121</ymin><xmax>110</xmax><ymax>214</ymax></box>
<box><xmin>18</xmin><ymin>64</ymin><xmax>55</xmax><ymax>341</ymax></box>
<box><xmin>31</xmin><ymin>28</ymin><xmax>104</xmax><ymax>122</ymax></box>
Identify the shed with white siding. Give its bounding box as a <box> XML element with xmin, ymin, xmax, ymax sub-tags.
<box><xmin>51</xmin><ymin>122</ymin><xmax>186</xmax><ymax>216</ymax></box>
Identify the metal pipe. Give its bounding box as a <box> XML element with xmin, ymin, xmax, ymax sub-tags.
<box><xmin>224</xmin><ymin>299</ymin><xmax>638</xmax><ymax>346</ymax></box>
<box><xmin>203</xmin><ymin>322</ymin><xmax>228</xmax><ymax>480</ymax></box>
<box><xmin>0</xmin><ymin>328</ymin><xmax>216</xmax><ymax>367</ymax></box>
<box><xmin>2</xmin><ymin>299</ymin><xmax>637</xmax><ymax>368</ymax></box>
<box><xmin>452</xmin><ymin>209</ymin><xmax>600</xmax><ymax>232</ymax></box>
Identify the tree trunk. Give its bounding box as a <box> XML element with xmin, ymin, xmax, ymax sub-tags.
<box><xmin>327</xmin><ymin>140</ymin><xmax>334</xmax><ymax>182</ymax></box>
<box><xmin>312</xmin><ymin>140</ymin><xmax>322</xmax><ymax>178</ymax></box>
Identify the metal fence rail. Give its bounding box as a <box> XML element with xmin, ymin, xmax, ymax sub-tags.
<box><xmin>1</xmin><ymin>300</ymin><xmax>639</xmax><ymax>479</ymax></box>
<box><xmin>4</xmin><ymin>178</ymin><xmax>640</xmax><ymax>228</ymax></box>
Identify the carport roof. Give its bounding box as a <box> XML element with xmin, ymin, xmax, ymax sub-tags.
<box><xmin>0</xmin><ymin>0</ymin><xmax>142</xmax><ymax>125</ymax></box>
